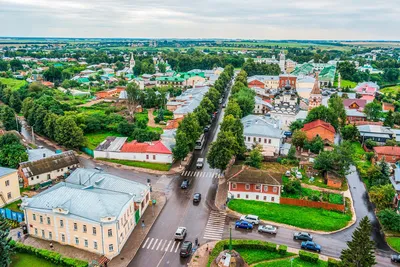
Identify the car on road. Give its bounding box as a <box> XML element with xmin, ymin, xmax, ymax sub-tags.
<box><xmin>235</xmin><ymin>220</ymin><xmax>253</xmax><ymax>230</ymax></box>
<box><xmin>193</xmin><ymin>193</ymin><xmax>201</xmax><ymax>203</ymax></box>
<box><xmin>258</xmin><ymin>224</ymin><xmax>277</xmax><ymax>234</ymax></box>
<box><xmin>174</xmin><ymin>227</ymin><xmax>187</xmax><ymax>240</ymax></box>
<box><xmin>293</xmin><ymin>232</ymin><xmax>313</xmax><ymax>241</ymax></box>
<box><xmin>222</xmin><ymin>103</ymin><xmax>226</xmax><ymax>108</ymax></box>
<box><xmin>240</xmin><ymin>214</ymin><xmax>260</xmax><ymax>225</ymax></box>
<box><xmin>181</xmin><ymin>179</ymin><xmax>190</xmax><ymax>189</ymax></box>
<box><xmin>196</xmin><ymin>158</ymin><xmax>204</xmax><ymax>169</ymax></box>
<box><xmin>204</xmin><ymin>125</ymin><xmax>210</xmax><ymax>132</ymax></box>
<box><xmin>301</xmin><ymin>241</ymin><xmax>321</xmax><ymax>253</ymax></box>
<box><xmin>180</xmin><ymin>241</ymin><xmax>192</xmax><ymax>257</ymax></box>
<box><xmin>392</xmin><ymin>255</ymin><xmax>400</xmax><ymax>263</ymax></box>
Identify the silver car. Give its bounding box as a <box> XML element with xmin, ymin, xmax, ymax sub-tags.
<box><xmin>258</xmin><ymin>225</ymin><xmax>277</xmax><ymax>234</ymax></box>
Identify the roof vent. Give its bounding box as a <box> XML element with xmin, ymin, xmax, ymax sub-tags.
<box><xmin>95</xmin><ymin>177</ymin><xmax>105</xmax><ymax>185</ymax></box>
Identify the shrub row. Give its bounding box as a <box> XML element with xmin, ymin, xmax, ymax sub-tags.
<box><xmin>299</xmin><ymin>250</ymin><xmax>319</xmax><ymax>263</ymax></box>
<box><xmin>328</xmin><ymin>258</ymin><xmax>342</xmax><ymax>267</ymax></box>
<box><xmin>10</xmin><ymin>241</ymin><xmax>88</xmax><ymax>267</ymax></box>
<box><xmin>278</xmin><ymin>244</ymin><xmax>287</xmax><ymax>255</ymax></box>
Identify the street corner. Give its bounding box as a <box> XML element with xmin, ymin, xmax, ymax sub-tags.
<box><xmin>188</xmin><ymin>241</ymin><xmax>218</xmax><ymax>267</ymax></box>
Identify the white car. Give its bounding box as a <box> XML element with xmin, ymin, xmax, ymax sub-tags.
<box><xmin>240</xmin><ymin>214</ymin><xmax>260</xmax><ymax>225</ymax></box>
<box><xmin>296</xmin><ymin>172</ymin><xmax>302</xmax><ymax>179</ymax></box>
<box><xmin>174</xmin><ymin>227</ymin><xmax>187</xmax><ymax>240</ymax></box>
<box><xmin>258</xmin><ymin>225</ymin><xmax>277</xmax><ymax>234</ymax></box>
<box><xmin>285</xmin><ymin>170</ymin><xmax>291</xmax><ymax>177</ymax></box>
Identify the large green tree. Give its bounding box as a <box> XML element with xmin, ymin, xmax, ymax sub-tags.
<box><xmin>207</xmin><ymin>131</ymin><xmax>238</xmax><ymax>171</ymax></box>
<box><xmin>172</xmin><ymin>131</ymin><xmax>190</xmax><ymax>161</ymax></box>
<box><xmin>177</xmin><ymin>113</ymin><xmax>201</xmax><ymax>151</ymax></box>
<box><xmin>364</xmin><ymin>101</ymin><xmax>382</xmax><ymax>121</ymax></box>
<box><xmin>220</xmin><ymin>114</ymin><xmax>246</xmax><ymax>156</ymax></box>
<box><xmin>0</xmin><ymin>217</ymin><xmax>14</xmax><ymax>267</ymax></box>
<box><xmin>328</xmin><ymin>95</ymin><xmax>347</xmax><ymax>128</ymax></box>
<box><xmin>305</xmin><ymin>105</ymin><xmax>338</xmax><ymax>130</ymax></box>
<box><xmin>126</xmin><ymin>82</ymin><xmax>142</xmax><ymax>118</ymax></box>
<box><xmin>245</xmin><ymin>146</ymin><xmax>263</xmax><ymax>169</ymax></box>
<box><xmin>0</xmin><ymin>105</ymin><xmax>18</xmax><ymax>131</ymax></box>
<box><xmin>224</xmin><ymin>99</ymin><xmax>242</xmax><ymax>119</ymax></box>
<box><xmin>55</xmin><ymin>116</ymin><xmax>85</xmax><ymax>148</ymax></box>
<box><xmin>340</xmin><ymin>216</ymin><xmax>376</xmax><ymax>267</ymax></box>
<box><xmin>369</xmin><ymin>184</ymin><xmax>395</xmax><ymax>210</ymax></box>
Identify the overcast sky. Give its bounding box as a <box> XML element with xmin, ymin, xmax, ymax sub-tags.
<box><xmin>1</xmin><ymin>0</ymin><xmax>399</xmax><ymax>40</ymax></box>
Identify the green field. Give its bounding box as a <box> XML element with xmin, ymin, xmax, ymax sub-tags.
<box><xmin>84</xmin><ymin>131</ymin><xmax>123</xmax><ymax>150</ymax></box>
<box><xmin>235</xmin><ymin>248</ymin><xmax>295</xmax><ymax>265</ymax></box>
<box><xmin>381</xmin><ymin>85</ymin><xmax>400</xmax><ymax>95</ymax></box>
<box><xmin>228</xmin><ymin>199</ymin><xmax>351</xmax><ymax>232</ymax></box>
<box><xmin>387</xmin><ymin>237</ymin><xmax>400</xmax><ymax>253</ymax></box>
<box><xmin>254</xmin><ymin>257</ymin><xmax>328</xmax><ymax>267</ymax></box>
<box><xmin>337</xmin><ymin>79</ymin><xmax>357</xmax><ymax>89</ymax></box>
<box><xmin>11</xmin><ymin>253</ymin><xmax>58</xmax><ymax>267</ymax></box>
<box><xmin>0</xmin><ymin>78</ymin><xmax>27</xmax><ymax>91</ymax></box>
<box><xmin>98</xmin><ymin>158</ymin><xmax>171</xmax><ymax>171</ymax></box>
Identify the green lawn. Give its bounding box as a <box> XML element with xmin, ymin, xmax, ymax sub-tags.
<box><xmin>254</xmin><ymin>257</ymin><xmax>328</xmax><ymax>267</ymax></box>
<box><xmin>84</xmin><ymin>132</ymin><xmax>123</xmax><ymax>150</ymax></box>
<box><xmin>387</xmin><ymin>237</ymin><xmax>400</xmax><ymax>253</ymax></box>
<box><xmin>381</xmin><ymin>85</ymin><xmax>400</xmax><ymax>95</ymax></box>
<box><xmin>228</xmin><ymin>199</ymin><xmax>351</xmax><ymax>232</ymax></box>
<box><xmin>235</xmin><ymin>248</ymin><xmax>295</xmax><ymax>265</ymax></box>
<box><xmin>4</xmin><ymin>200</ymin><xmax>22</xmax><ymax>212</ymax></box>
<box><xmin>11</xmin><ymin>253</ymin><xmax>58</xmax><ymax>267</ymax></box>
<box><xmin>339</xmin><ymin>79</ymin><xmax>357</xmax><ymax>89</ymax></box>
<box><xmin>98</xmin><ymin>158</ymin><xmax>171</xmax><ymax>171</ymax></box>
<box><xmin>0</xmin><ymin>78</ymin><xmax>27</xmax><ymax>91</ymax></box>
<box><xmin>301</xmin><ymin>175</ymin><xmax>347</xmax><ymax>191</ymax></box>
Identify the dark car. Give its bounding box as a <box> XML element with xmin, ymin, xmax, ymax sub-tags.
<box><xmin>181</xmin><ymin>179</ymin><xmax>190</xmax><ymax>189</ymax></box>
<box><xmin>392</xmin><ymin>254</ymin><xmax>400</xmax><ymax>263</ymax></box>
<box><xmin>204</xmin><ymin>125</ymin><xmax>210</xmax><ymax>132</ymax></box>
<box><xmin>235</xmin><ymin>220</ymin><xmax>253</xmax><ymax>230</ymax></box>
<box><xmin>180</xmin><ymin>241</ymin><xmax>193</xmax><ymax>258</ymax></box>
<box><xmin>193</xmin><ymin>193</ymin><xmax>201</xmax><ymax>203</ymax></box>
<box><xmin>293</xmin><ymin>232</ymin><xmax>313</xmax><ymax>241</ymax></box>
<box><xmin>301</xmin><ymin>241</ymin><xmax>321</xmax><ymax>253</ymax></box>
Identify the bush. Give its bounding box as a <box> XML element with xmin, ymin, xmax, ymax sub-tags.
<box><xmin>154</xmin><ymin>117</ymin><xmax>160</xmax><ymax>123</ymax></box>
<box><xmin>328</xmin><ymin>258</ymin><xmax>342</xmax><ymax>267</ymax></box>
<box><xmin>365</xmin><ymin>152</ymin><xmax>374</xmax><ymax>161</ymax></box>
<box><xmin>299</xmin><ymin>250</ymin><xmax>319</xmax><ymax>263</ymax></box>
<box><xmin>278</xmin><ymin>245</ymin><xmax>287</xmax><ymax>255</ymax></box>
<box><xmin>365</xmin><ymin>139</ymin><xmax>377</xmax><ymax>149</ymax></box>
<box><xmin>377</xmin><ymin>209</ymin><xmax>400</xmax><ymax>232</ymax></box>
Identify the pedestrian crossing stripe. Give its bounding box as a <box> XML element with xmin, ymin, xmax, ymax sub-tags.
<box><xmin>203</xmin><ymin>210</ymin><xmax>227</xmax><ymax>241</ymax></box>
<box><xmin>181</xmin><ymin>170</ymin><xmax>220</xmax><ymax>178</ymax></box>
<box><xmin>141</xmin><ymin>237</ymin><xmax>182</xmax><ymax>253</ymax></box>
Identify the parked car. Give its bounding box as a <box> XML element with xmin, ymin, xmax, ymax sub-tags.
<box><xmin>193</xmin><ymin>193</ymin><xmax>201</xmax><ymax>203</ymax></box>
<box><xmin>392</xmin><ymin>255</ymin><xmax>400</xmax><ymax>263</ymax></box>
<box><xmin>180</xmin><ymin>241</ymin><xmax>192</xmax><ymax>257</ymax></box>
<box><xmin>196</xmin><ymin>158</ymin><xmax>204</xmax><ymax>168</ymax></box>
<box><xmin>222</xmin><ymin>103</ymin><xmax>226</xmax><ymax>108</ymax></box>
<box><xmin>301</xmin><ymin>241</ymin><xmax>321</xmax><ymax>253</ymax></box>
<box><xmin>174</xmin><ymin>227</ymin><xmax>187</xmax><ymax>240</ymax></box>
<box><xmin>204</xmin><ymin>125</ymin><xmax>210</xmax><ymax>132</ymax></box>
<box><xmin>296</xmin><ymin>172</ymin><xmax>302</xmax><ymax>179</ymax></box>
<box><xmin>293</xmin><ymin>232</ymin><xmax>313</xmax><ymax>241</ymax></box>
<box><xmin>240</xmin><ymin>214</ymin><xmax>260</xmax><ymax>225</ymax></box>
<box><xmin>285</xmin><ymin>170</ymin><xmax>291</xmax><ymax>177</ymax></box>
<box><xmin>235</xmin><ymin>220</ymin><xmax>253</xmax><ymax>230</ymax></box>
<box><xmin>181</xmin><ymin>179</ymin><xmax>190</xmax><ymax>189</ymax></box>
<box><xmin>258</xmin><ymin>225</ymin><xmax>277</xmax><ymax>234</ymax></box>
<box><xmin>95</xmin><ymin>166</ymin><xmax>103</xmax><ymax>172</ymax></box>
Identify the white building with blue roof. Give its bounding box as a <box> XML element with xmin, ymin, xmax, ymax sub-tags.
<box><xmin>21</xmin><ymin>168</ymin><xmax>150</xmax><ymax>260</ymax></box>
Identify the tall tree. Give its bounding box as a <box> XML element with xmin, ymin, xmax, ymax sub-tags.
<box><xmin>224</xmin><ymin>99</ymin><xmax>242</xmax><ymax>119</ymax></box>
<box><xmin>291</xmin><ymin>130</ymin><xmax>307</xmax><ymax>148</ymax></box>
<box><xmin>220</xmin><ymin>114</ymin><xmax>246</xmax><ymax>156</ymax></box>
<box><xmin>0</xmin><ymin>106</ymin><xmax>18</xmax><ymax>131</ymax></box>
<box><xmin>364</xmin><ymin>101</ymin><xmax>382</xmax><ymax>121</ymax></box>
<box><xmin>340</xmin><ymin>216</ymin><xmax>376</xmax><ymax>267</ymax></box>
<box><xmin>172</xmin><ymin>131</ymin><xmax>190</xmax><ymax>161</ymax></box>
<box><xmin>384</xmin><ymin>110</ymin><xmax>394</xmax><ymax>127</ymax></box>
<box><xmin>245</xmin><ymin>146</ymin><xmax>263</xmax><ymax>169</ymax></box>
<box><xmin>328</xmin><ymin>95</ymin><xmax>347</xmax><ymax>128</ymax></box>
<box><xmin>55</xmin><ymin>116</ymin><xmax>85</xmax><ymax>148</ymax></box>
<box><xmin>369</xmin><ymin>184</ymin><xmax>395</xmax><ymax>210</ymax></box>
<box><xmin>126</xmin><ymin>82</ymin><xmax>141</xmax><ymax>118</ymax></box>
<box><xmin>177</xmin><ymin>113</ymin><xmax>201</xmax><ymax>151</ymax></box>
<box><xmin>0</xmin><ymin>217</ymin><xmax>14</xmax><ymax>267</ymax></box>
<box><xmin>207</xmin><ymin>131</ymin><xmax>238</xmax><ymax>171</ymax></box>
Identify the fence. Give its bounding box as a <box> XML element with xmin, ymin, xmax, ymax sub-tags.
<box><xmin>0</xmin><ymin>208</ymin><xmax>24</xmax><ymax>222</ymax></box>
<box><xmin>280</xmin><ymin>197</ymin><xmax>345</xmax><ymax>212</ymax></box>
<box><xmin>80</xmin><ymin>147</ymin><xmax>94</xmax><ymax>157</ymax></box>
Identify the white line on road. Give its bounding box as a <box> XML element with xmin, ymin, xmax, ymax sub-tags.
<box><xmin>165</xmin><ymin>240</ymin><xmax>172</xmax><ymax>252</ymax></box>
<box><xmin>160</xmin><ymin>239</ymin><xmax>167</xmax><ymax>251</ymax></box>
<box><xmin>147</xmin><ymin>238</ymin><xmax>154</xmax><ymax>249</ymax></box>
<box><xmin>156</xmin><ymin>239</ymin><xmax>162</xmax><ymax>250</ymax></box>
<box><xmin>170</xmin><ymin>241</ymin><xmax>177</xmax><ymax>252</ymax></box>
<box><xmin>174</xmin><ymin>241</ymin><xmax>180</xmax><ymax>253</ymax></box>
<box><xmin>151</xmin><ymin>239</ymin><xmax>159</xmax><ymax>250</ymax></box>
<box><xmin>142</xmin><ymin>237</ymin><xmax>149</xmax><ymax>248</ymax></box>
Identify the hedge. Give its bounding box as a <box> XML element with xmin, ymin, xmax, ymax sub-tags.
<box><xmin>328</xmin><ymin>258</ymin><xmax>342</xmax><ymax>267</ymax></box>
<box><xmin>278</xmin><ymin>245</ymin><xmax>288</xmax><ymax>255</ymax></box>
<box><xmin>299</xmin><ymin>250</ymin><xmax>319</xmax><ymax>263</ymax></box>
<box><xmin>10</xmin><ymin>241</ymin><xmax>88</xmax><ymax>267</ymax></box>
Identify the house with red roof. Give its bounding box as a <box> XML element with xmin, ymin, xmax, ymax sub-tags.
<box><xmin>301</xmin><ymin>119</ymin><xmax>336</xmax><ymax>144</ymax></box>
<box><xmin>343</xmin><ymin>99</ymin><xmax>367</xmax><ymax>111</ymax></box>
<box><xmin>373</xmin><ymin>146</ymin><xmax>400</xmax><ymax>164</ymax></box>
<box><xmin>355</xmin><ymin>82</ymin><xmax>380</xmax><ymax>96</ymax></box>
<box><xmin>93</xmin><ymin>137</ymin><xmax>173</xmax><ymax>164</ymax></box>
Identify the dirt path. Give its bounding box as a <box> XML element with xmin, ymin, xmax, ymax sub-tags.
<box><xmin>147</xmin><ymin>108</ymin><xmax>156</xmax><ymax>127</ymax></box>
<box><xmin>78</xmin><ymin>98</ymin><xmax>104</xmax><ymax>107</ymax></box>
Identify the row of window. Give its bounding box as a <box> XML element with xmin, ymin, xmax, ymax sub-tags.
<box><xmin>245</xmin><ymin>136</ymin><xmax>272</xmax><ymax>144</ymax></box>
<box><xmin>145</xmin><ymin>155</ymin><xmax>157</xmax><ymax>160</ymax></box>
<box><xmin>236</xmin><ymin>194</ymin><xmax>275</xmax><ymax>202</ymax></box>
<box><xmin>231</xmin><ymin>183</ymin><xmax>278</xmax><ymax>193</ymax></box>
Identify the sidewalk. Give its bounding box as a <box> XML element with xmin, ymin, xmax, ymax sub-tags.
<box><xmin>214</xmin><ymin>175</ymin><xmax>228</xmax><ymax>210</ymax></box>
<box><xmin>108</xmin><ymin>191</ymin><xmax>167</xmax><ymax>267</ymax></box>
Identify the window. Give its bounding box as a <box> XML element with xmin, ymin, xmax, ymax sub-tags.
<box><xmin>271</xmin><ymin>197</ymin><xmax>275</xmax><ymax>202</ymax></box>
<box><xmin>273</xmin><ymin>187</ymin><xmax>278</xmax><ymax>193</ymax></box>
<box><xmin>245</xmin><ymin>184</ymin><xmax>250</xmax><ymax>190</ymax></box>
<box><xmin>47</xmin><ymin>217</ymin><xmax>50</xmax><ymax>225</ymax></box>
<box><xmin>94</xmin><ymin>241</ymin><xmax>98</xmax><ymax>250</ymax></box>
<box><xmin>73</xmin><ymin>223</ymin><xmax>77</xmax><ymax>231</ymax></box>
<box><xmin>33</xmin><ymin>214</ymin><xmax>36</xmax><ymax>221</ymax></box>
<box><xmin>153</xmin><ymin>155</ymin><xmax>156</xmax><ymax>160</ymax></box>
<box><xmin>61</xmin><ymin>169</ymin><xmax>63</xmax><ymax>172</ymax></box>
<box><xmin>253</xmin><ymin>137</ymin><xmax>256</xmax><ymax>142</ymax></box>
<box><xmin>256</xmin><ymin>195</ymin><xmax>259</xmax><ymax>200</ymax></box>
<box><xmin>41</xmin><ymin>230</ymin><xmax>45</xmax><ymax>238</ymax></box>
<box><xmin>268</xmin><ymin>139</ymin><xmax>271</xmax><ymax>144</ymax></box>
<box><xmin>237</xmin><ymin>194</ymin><xmax>240</xmax><ymax>198</ymax></box>
<box><xmin>36</xmin><ymin>176</ymin><xmax>39</xmax><ymax>179</ymax></box>
<box><xmin>109</xmin><ymin>244</ymin><xmax>114</xmax><ymax>252</ymax></box>
<box><xmin>146</xmin><ymin>155</ymin><xmax>149</xmax><ymax>160</ymax></box>
<box><xmin>246</xmin><ymin>194</ymin><xmax>249</xmax><ymax>199</ymax></box>
<box><xmin>60</xmin><ymin>220</ymin><xmax>64</xmax><ymax>227</ymax></box>
<box><xmin>247</xmin><ymin>137</ymin><xmax>250</xmax><ymax>141</ymax></box>
<box><xmin>31</xmin><ymin>177</ymin><xmax>34</xmax><ymax>181</ymax></box>
<box><xmin>263</xmin><ymin>196</ymin><xmax>267</xmax><ymax>201</ymax></box>
<box><xmin>5</xmin><ymin>180</ymin><xmax>10</xmax><ymax>186</ymax></box>
<box><xmin>232</xmin><ymin>183</ymin><xmax>237</xmax><ymax>189</ymax></box>
<box><xmin>75</xmin><ymin>237</ymin><xmax>79</xmax><ymax>245</ymax></box>
<box><xmin>83</xmin><ymin>225</ymin><xmax>87</xmax><ymax>233</ymax></box>
<box><xmin>108</xmin><ymin>229</ymin><xmax>113</xmax><ymax>237</ymax></box>
<box><xmin>49</xmin><ymin>232</ymin><xmax>52</xmax><ymax>240</ymax></box>
<box><xmin>259</xmin><ymin>138</ymin><xmax>261</xmax><ymax>142</ymax></box>
<box><xmin>84</xmin><ymin>239</ymin><xmax>88</xmax><ymax>247</ymax></box>
<box><xmin>39</xmin><ymin>216</ymin><xmax>43</xmax><ymax>224</ymax></box>
<box><xmin>7</xmin><ymin>192</ymin><xmax>11</xmax><ymax>199</ymax></box>
<box><xmin>255</xmin><ymin>184</ymin><xmax>261</xmax><ymax>190</ymax></box>
<box><xmin>34</xmin><ymin>228</ymin><xmax>38</xmax><ymax>235</ymax></box>
<box><xmin>61</xmin><ymin>234</ymin><xmax>65</xmax><ymax>242</ymax></box>
<box><xmin>264</xmin><ymin>139</ymin><xmax>267</xmax><ymax>143</ymax></box>
<box><xmin>264</xmin><ymin>185</ymin><xmax>268</xmax><ymax>192</ymax></box>
<box><xmin>92</xmin><ymin>227</ymin><xmax>97</xmax><ymax>236</ymax></box>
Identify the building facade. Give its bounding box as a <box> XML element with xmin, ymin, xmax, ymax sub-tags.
<box><xmin>270</xmin><ymin>84</ymin><xmax>300</xmax><ymax>130</ymax></box>
<box><xmin>301</xmin><ymin>120</ymin><xmax>336</xmax><ymax>144</ymax></box>
<box><xmin>308</xmin><ymin>75</ymin><xmax>322</xmax><ymax>110</ymax></box>
<box><xmin>0</xmin><ymin>167</ymin><xmax>21</xmax><ymax>207</ymax></box>
<box><xmin>373</xmin><ymin>146</ymin><xmax>400</xmax><ymax>164</ymax></box>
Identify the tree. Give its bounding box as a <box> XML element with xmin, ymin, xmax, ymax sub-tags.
<box><xmin>9</xmin><ymin>91</ymin><xmax>22</xmax><ymax>113</ymax></box>
<box><xmin>43</xmin><ymin>112</ymin><xmax>59</xmax><ymax>140</ymax></box>
<box><xmin>245</xmin><ymin>146</ymin><xmax>263</xmax><ymax>168</ymax></box>
<box><xmin>305</xmin><ymin>106</ymin><xmax>338</xmax><ymax>130</ymax></box>
<box><xmin>289</xmin><ymin>120</ymin><xmax>304</xmax><ymax>132</ymax></box>
<box><xmin>21</xmin><ymin>97</ymin><xmax>34</xmax><ymax>118</ymax></box>
<box><xmin>313</xmin><ymin>141</ymin><xmax>353</xmax><ymax>177</ymax></box>
<box><xmin>337</xmin><ymin>61</ymin><xmax>357</xmax><ymax>81</ymax></box>
<box><xmin>158</xmin><ymin>62</ymin><xmax>167</xmax><ymax>74</ymax></box>
<box><xmin>220</xmin><ymin>114</ymin><xmax>246</xmax><ymax>156</ymax></box>
<box><xmin>177</xmin><ymin>113</ymin><xmax>201</xmax><ymax>151</ymax></box>
<box><xmin>224</xmin><ymin>99</ymin><xmax>242</xmax><ymax>119</ymax></box>
<box><xmin>385</xmin><ymin>138</ymin><xmax>397</xmax><ymax>146</ymax></box>
<box><xmin>369</xmin><ymin>184</ymin><xmax>395</xmax><ymax>210</ymax></box>
<box><xmin>232</xmin><ymin>87</ymin><xmax>255</xmax><ymax>117</ymax></box>
<box><xmin>207</xmin><ymin>131</ymin><xmax>238</xmax><ymax>171</ymax></box>
<box><xmin>364</xmin><ymin>101</ymin><xmax>382</xmax><ymax>121</ymax></box>
<box><xmin>340</xmin><ymin>216</ymin><xmax>376</xmax><ymax>267</ymax></box>
<box><xmin>54</xmin><ymin>116</ymin><xmax>85</xmax><ymax>148</ymax></box>
<box><xmin>9</xmin><ymin>59</ymin><xmax>23</xmax><ymax>72</ymax></box>
<box><xmin>199</xmin><ymin>96</ymin><xmax>215</xmax><ymax>114</ymax></box>
<box><xmin>384</xmin><ymin>110</ymin><xmax>394</xmax><ymax>127</ymax></box>
<box><xmin>194</xmin><ymin>106</ymin><xmax>210</xmax><ymax>128</ymax></box>
<box><xmin>291</xmin><ymin>130</ymin><xmax>307</xmax><ymax>148</ymax></box>
<box><xmin>377</xmin><ymin>209</ymin><xmax>400</xmax><ymax>232</ymax></box>
<box><xmin>126</xmin><ymin>82</ymin><xmax>141</xmax><ymax>118</ymax></box>
<box><xmin>305</xmin><ymin>136</ymin><xmax>324</xmax><ymax>154</ymax></box>
<box><xmin>0</xmin><ymin>59</ymin><xmax>8</xmax><ymax>71</ymax></box>
<box><xmin>172</xmin><ymin>131</ymin><xmax>190</xmax><ymax>160</ymax></box>
<box><xmin>0</xmin><ymin>143</ymin><xmax>28</xmax><ymax>168</ymax></box>
<box><xmin>204</xmin><ymin>87</ymin><xmax>221</xmax><ymax>108</ymax></box>
<box><xmin>341</xmin><ymin>124</ymin><xmax>360</xmax><ymax>142</ymax></box>
<box><xmin>0</xmin><ymin>217</ymin><xmax>14</xmax><ymax>267</ymax></box>
<box><xmin>287</xmin><ymin>146</ymin><xmax>296</xmax><ymax>160</ymax></box>
<box><xmin>328</xmin><ymin>95</ymin><xmax>347</xmax><ymax>127</ymax></box>
<box><xmin>0</xmin><ymin>105</ymin><xmax>18</xmax><ymax>131</ymax></box>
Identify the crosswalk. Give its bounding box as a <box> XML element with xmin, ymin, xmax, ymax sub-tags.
<box><xmin>181</xmin><ymin>170</ymin><xmax>220</xmax><ymax>178</ymax></box>
<box><xmin>141</xmin><ymin>237</ymin><xmax>182</xmax><ymax>253</ymax></box>
<box><xmin>203</xmin><ymin>210</ymin><xmax>227</xmax><ymax>241</ymax></box>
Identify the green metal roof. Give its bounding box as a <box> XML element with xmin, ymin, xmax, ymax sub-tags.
<box><xmin>319</xmin><ymin>65</ymin><xmax>336</xmax><ymax>81</ymax></box>
<box><xmin>77</xmin><ymin>77</ymin><xmax>90</xmax><ymax>83</ymax></box>
<box><xmin>291</xmin><ymin>63</ymin><xmax>314</xmax><ymax>76</ymax></box>
<box><xmin>156</xmin><ymin>76</ymin><xmax>185</xmax><ymax>82</ymax></box>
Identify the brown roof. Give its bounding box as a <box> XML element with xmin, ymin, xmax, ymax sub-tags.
<box><xmin>373</xmin><ymin>146</ymin><xmax>400</xmax><ymax>156</ymax></box>
<box><xmin>301</xmin><ymin>119</ymin><xmax>336</xmax><ymax>134</ymax></box>
<box><xmin>226</xmin><ymin>165</ymin><xmax>282</xmax><ymax>185</ymax></box>
<box><xmin>19</xmin><ymin>151</ymin><xmax>79</xmax><ymax>178</ymax></box>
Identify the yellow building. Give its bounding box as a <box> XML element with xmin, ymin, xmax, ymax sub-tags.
<box><xmin>0</xmin><ymin>167</ymin><xmax>21</xmax><ymax>207</ymax></box>
<box><xmin>22</xmin><ymin>168</ymin><xmax>150</xmax><ymax>260</ymax></box>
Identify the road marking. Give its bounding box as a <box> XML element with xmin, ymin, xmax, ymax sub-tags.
<box><xmin>174</xmin><ymin>241</ymin><xmax>180</xmax><ymax>253</ymax></box>
<box><xmin>151</xmin><ymin>239</ymin><xmax>159</xmax><ymax>250</ymax></box>
<box><xmin>142</xmin><ymin>237</ymin><xmax>150</xmax><ymax>248</ymax></box>
<box><xmin>156</xmin><ymin>239</ymin><xmax>163</xmax><ymax>251</ymax></box>
<box><xmin>203</xmin><ymin>210</ymin><xmax>227</xmax><ymax>241</ymax></box>
<box><xmin>165</xmin><ymin>240</ymin><xmax>172</xmax><ymax>252</ymax></box>
<box><xmin>160</xmin><ymin>239</ymin><xmax>167</xmax><ymax>251</ymax></box>
<box><xmin>147</xmin><ymin>238</ymin><xmax>154</xmax><ymax>249</ymax></box>
<box><xmin>170</xmin><ymin>241</ymin><xmax>177</xmax><ymax>252</ymax></box>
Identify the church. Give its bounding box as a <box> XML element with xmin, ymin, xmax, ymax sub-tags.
<box><xmin>270</xmin><ymin>81</ymin><xmax>300</xmax><ymax>130</ymax></box>
<box><xmin>308</xmin><ymin>74</ymin><xmax>322</xmax><ymax>110</ymax></box>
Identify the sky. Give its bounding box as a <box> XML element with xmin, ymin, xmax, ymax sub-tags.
<box><xmin>1</xmin><ymin>0</ymin><xmax>399</xmax><ymax>40</ymax></box>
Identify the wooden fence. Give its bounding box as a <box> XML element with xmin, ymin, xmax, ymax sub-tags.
<box><xmin>280</xmin><ymin>197</ymin><xmax>345</xmax><ymax>212</ymax></box>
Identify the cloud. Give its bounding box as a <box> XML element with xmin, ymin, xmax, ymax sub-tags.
<box><xmin>0</xmin><ymin>0</ymin><xmax>399</xmax><ymax>39</ymax></box>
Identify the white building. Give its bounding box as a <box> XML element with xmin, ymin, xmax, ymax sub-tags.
<box><xmin>269</xmin><ymin>84</ymin><xmax>300</xmax><ymax>130</ymax></box>
<box><xmin>254</xmin><ymin>96</ymin><xmax>273</xmax><ymax>114</ymax></box>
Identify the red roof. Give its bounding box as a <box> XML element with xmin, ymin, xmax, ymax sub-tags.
<box><xmin>120</xmin><ymin>140</ymin><xmax>172</xmax><ymax>154</ymax></box>
<box><xmin>343</xmin><ymin>99</ymin><xmax>367</xmax><ymax>110</ymax></box>
<box><xmin>301</xmin><ymin>119</ymin><xmax>336</xmax><ymax>134</ymax></box>
<box><xmin>373</xmin><ymin>146</ymin><xmax>400</xmax><ymax>157</ymax></box>
<box><xmin>360</xmin><ymin>95</ymin><xmax>375</xmax><ymax>102</ymax></box>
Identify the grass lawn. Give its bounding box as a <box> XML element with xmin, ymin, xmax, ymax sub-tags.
<box><xmin>254</xmin><ymin>257</ymin><xmax>328</xmax><ymax>267</ymax></box>
<box><xmin>11</xmin><ymin>253</ymin><xmax>58</xmax><ymax>267</ymax></box>
<box><xmin>381</xmin><ymin>85</ymin><xmax>400</xmax><ymax>95</ymax></box>
<box><xmin>387</xmin><ymin>237</ymin><xmax>400</xmax><ymax>253</ymax></box>
<box><xmin>302</xmin><ymin>175</ymin><xmax>348</xmax><ymax>191</ymax></box>
<box><xmin>0</xmin><ymin>78</ymin><xmax>27</xmax><ymax>91</ymax></box>
<box><xmin>98</xmin><ymin>158</ymin><xmax>171</xmax><ymax>171</ymax></box>
<box><xmin>4</xmin><ymin>200</ymin><xmax>22</xmax><ymax>212</ymax></box>
<box><xmin>228</xmin><ymin>199</ymin><xmax>351</xmax><ymax>232</ymax></box>
<box><xmin>84</xmin><ymin>132</ymin><xmax>123</xmax><ymax>150</ymax></box>
<box><xmin>235</xmin><ymin>248</ymin><xmax>295</xmax><ymax>265</ymax></box>
<box><xmin>350</xmin><ymin>142</ymin><xmax>372</xmax><ymax>188</ymax></box>
<box><xmin>339</xmin><ymin>79</ymin><xmax>357</xmax><ymax>88</ymax></box>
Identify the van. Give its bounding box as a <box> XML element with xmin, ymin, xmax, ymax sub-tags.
<box><xmin>196</xmin><ymin>158</ymin><xmax>204</xmax><ymax>168</ymax></box>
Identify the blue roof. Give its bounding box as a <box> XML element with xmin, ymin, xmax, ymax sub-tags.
<box><xmin>0</xmin><ymin>167</ymin><xmax>17</xmax><ymax>178</ymax></box>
